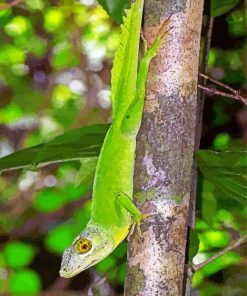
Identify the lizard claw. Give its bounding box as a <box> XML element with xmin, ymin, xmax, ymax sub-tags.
<box><xmin>141</xmin><ymin>31</ymin><xmax>148</xmax><ymax>53</ymax></box>
<box><xmin>127</xmin><ymin>212</ymin><xmax>152</xmax><ymax>241</ymax></box>
<box><xmin>142</xmin><ymin>15</ymin><xmax>173</xmax><ymax>60</ymax></box>
<box><xmin>156</xmin><ymin>15</ymin><xmax>173</xmax><ymax>42</ymax></box>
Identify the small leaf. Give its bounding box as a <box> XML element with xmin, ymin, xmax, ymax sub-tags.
<box><xmin>44</xmin><ymin>8</ymin><xmax>64</xmax><ymax>32</ymax></box>
<box><xmin>211</xmin><ymin>0</ymin><xmax>240</xmax><ymax>17</ymax></box>
<box><xmin>117</xmin><ymin>262</ymin><xmax>126</xmax><ymax>283</ymax></box>
<box><xmin>62</xmin><ymin>183</ymin><xmax>89</xmax><ymax>202</ymax></box>
<box><xmin>25</xmin><ymin>0</ymin><xmax>44</xmax><ymax>10</ymax></box>
<box><xmin>188</xmin><ymin>229</ymin><xmax>200</xmax><ymax>263</ymax></box>
<box><xmin>113</xmin><ymin>242</ymin><xmax>127</xmax><ymax>258</ymax></box>
<box><xmin>199</xmin><ymin>230</ymin><xmax>230</xmax><ymax>251</ymax></box>
<box><xmin>0</xmin><ymin>124</ymin><xmax>109</xmax><ymax>172</ymax></box>
<box><xmin>202</xmin><ymin>192</ymin><xmax>217</xmax><ymax>225</ymax></box>
<box><xmin>33</xmin><ymin>189</ymin><xmax>64</xmax><ymax>213</ymax></box>
<box><xmin>96</xmin><ymin>255</ymin><xmax>117</xmax><ymax>273</ymax></box>
<box><xmin>9</xmin><ymin>269</ymin><xmax>41</xmax><ymax>294</ymax></box>
<box><xmin>98</xmin><ymin>0</ymin><xmax>130</xmax><ymax>23</ymax></box>
<box><xmin>4</xmin><ymin>241</ymin><xmax>35</xmax><ymax>268</ymax></box>
<box><xmin>45</xmin><ymin>224</ymin><xmax>75</xmax><ymax>254</ymax></box>
<box><xmin>202</xmin><ymin>251</ymin><xmax>242</xmax><ymax>276</ymax></box>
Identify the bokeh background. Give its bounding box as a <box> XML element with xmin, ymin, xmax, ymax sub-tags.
<box><xmin>0</xmin><ymin>0</ymin><xmax>246</xmax><ymax>295</ymax></box>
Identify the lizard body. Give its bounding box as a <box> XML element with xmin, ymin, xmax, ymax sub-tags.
<box><xmin>60</xmin><ymin>0</ymin><xmax>171</xmax><ymax>278</ymax></box>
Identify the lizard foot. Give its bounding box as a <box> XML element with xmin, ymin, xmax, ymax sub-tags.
<box><xmin>156</xmin><ymin>15</ymin><xmax>173</xmax><ymax>43</ymax></box>
<box><xmin>140</xmin><ymin>31</ymin><xmax>148</xmax><ymax>53</ymax></box>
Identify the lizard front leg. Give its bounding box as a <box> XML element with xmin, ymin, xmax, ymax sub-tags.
<box><xmin>116</xmin><ymin>192</ymin><xmax>150</xmax><ymax>236</ymax></box>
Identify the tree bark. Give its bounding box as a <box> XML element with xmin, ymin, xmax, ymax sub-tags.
<box><xmin>124</xmin><ymin>0</ymin><xmax>204</xmax><ymax>295</ymax></box>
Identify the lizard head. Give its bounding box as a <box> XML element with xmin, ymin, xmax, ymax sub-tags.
<box><xmin>59</xmin><ymin>224</ymin><xmax>114</xmax><ymax>278</ymax></box>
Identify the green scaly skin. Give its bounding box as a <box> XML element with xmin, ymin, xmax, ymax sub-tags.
<box><xmin>60</xmin><ymin>0</ymin><xmax>171</xmax><ymax>278</ymax></box>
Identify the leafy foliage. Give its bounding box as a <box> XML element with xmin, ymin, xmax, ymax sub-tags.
<box><xmin>211</xmin><ymin>0</ymin><xmax>241</xmax><ymax>17</ymax></box>
<box><xmin>196</xmin><ymin>150</ymin><xmax>247</xmax><ymax>203</ymax></box>
<box><xmin>0</xmin><ymin>124</ymin><xmax>109</xmax><ymax>172</ymax></box>
<box><xmin>0</xmin><ymin>0</ymin><xmax>246</xmax><ymax>295</ymax></box>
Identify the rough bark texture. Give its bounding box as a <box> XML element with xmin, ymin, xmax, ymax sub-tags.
<box><xmin>124</xmin><ymin>1</ymin><xmax>204</xmax><ymax>295</ymax></box>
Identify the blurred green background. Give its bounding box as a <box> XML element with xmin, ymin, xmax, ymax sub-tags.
<box><xmin>0</xmin><ymin>0</ymin><xmax>246</xmax><ymax>295</ymax></box>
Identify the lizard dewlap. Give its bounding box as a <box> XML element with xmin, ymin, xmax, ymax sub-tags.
<box><xmin>60</xmin><ymin>0</ymin><xmax>171</xmax><ymax>278</ymax></box>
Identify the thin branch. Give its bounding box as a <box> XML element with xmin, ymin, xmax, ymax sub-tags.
<box><xmin>198</xmin><ymin>84</ymin><xmax>247</xmax><ymax>106</ymax></box>
<box><xmin>192</xmin><ymin>236</ymin><xmax>247</xmax><ymax>272</ymax></box>
<box><xmin>189</xmin><ymin>15</ymin><xmax>214</xmax><ymax>228</ymax></box>
<box><xmin>0</xmin><ymin>0</ymin><xmax>24</xmax><ymax>11</ymax></box>
<box><xmin>186</xmin><ymin>15</ymin><xmax>214</xmax><ymax>296</ymax></box>
<box><xmin>200</xmin><ymin>17</ymin><xmax>215</xmax><ymax>75</ymax></box>
<box><xmin>199</xmin><ymin>72</ymin><xmax>239</xmax><ymax>94</ymax></box>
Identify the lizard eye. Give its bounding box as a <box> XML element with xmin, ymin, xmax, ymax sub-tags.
<box><xmin>74</xmin><ymin>238</ymin><xmax>92</xmax><ymax>254</ymax></box>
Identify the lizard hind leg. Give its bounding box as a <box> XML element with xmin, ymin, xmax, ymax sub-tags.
<box><xmin>143</xmin><ymin>15</ymin><xmax>173</xmax><ymax>60</ymax></box>
<box><xmin>157</xmin><ymin>14</ymin><xmax>173</xmax><ymax>41</ymax></box>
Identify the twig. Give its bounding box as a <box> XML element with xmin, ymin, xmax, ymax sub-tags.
<box><xmin>200</xmin><ymin>72</ymin><xmax>238</xmax><ymax>94</ymax></box>
<box><xmin>198</xmin><ymin>84</ymin><xmax>247</xmax><ymax>106</ymax></box>
<box><xmin>198</xmin><ymin>72</ymin><xmax>247</xmax><ymax>106</ymax></box>
<box><xmin>192</xmin><ymin>236</ymin><xmax>247</xmax><ymax>272</ymax></box>
<box><xmin>0</xmin><ymin>0</ymin><xmax>24</xmax><ymax>11</ymax></box>
<box><xmin>198</xmin><ymin>84</ymin><xmax>242</xmax><ymax>100</ymax></box>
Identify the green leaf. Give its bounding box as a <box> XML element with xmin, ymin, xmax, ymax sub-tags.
<box><xmin>45</xmin><ymin>224</ymin><xmax>75</xmax><ymax>254</ymax></box>
<box><xmin>117</xmin><ymin>262</ymin><xmax>126</xmax><ymax>283</ymax></box>
<box><xmin>43</xmin><ymin>8</ymin><xmax>64</xmax><ymax>32</ymax></box>
<box><xmin>25</xmin><ymin>0</ymin><xmax>44</xmax><ymax>10</ymax></box>
<box><xmin>75</xmin><ymin>157</ymin><xmax>98</xmax><ymax>186</ymax></box>
<box><xmin>188</xmin><ymin>229</ymin><xmax>200</xmax><ymax>263</ymax></box>
<box><xmin>113</xmin><ymin>242</ymin><xmax>127</xmax><ymax>258</ymax></box>
<box><xmin>9</xmin><ymin>269</ymin><xmax>41</xmax><ymax>294</ymax></box>
<box><xmin>62</xmin><ymin>183</ymin><xmax>90</xmax><ymax>202</ymax></box>
<box><xmin>33</xmin><ymin>188</ymin><xmax>64</xmax><ymax>213</ymax></box>
<box><xmin>202</xmin><ymin>192</ymin><xmax>217</xmax><ymax>225</ymax></box>
<box><xmin>0</xmin><ymin>44</ymin><xmax>26</xmax><ymax>65</ymax></box>
<box><xmin>213</xmin><ymin>133</ymin><xmax>230</xmax><ymax>150</ymax></box>
<box><xmin>199</xmin><ymin>230</ymin><xmax>230</xmax><ymax>251</ymax></box>
<box><xmin>4</xmin><ymin>16</ymin><xmax>31</xmax><ymax>37</ymax></box>
<box><xmin>202</xmin><ymin>251</ymin><xmax>242</xmax><ymax>276</ymax></box>
<box><xmin>196</xmin><ymin>150</ymin><xmax>247</xmax><ymax>204</ymax></box>
<box><xmin>96</xmin><ymin>255</ymin><xmax>117</xmax><ymax>273</ymax></box>
<box><xmin>211</xmin><ymin>0</ymin><xmax>240</xmax><ymax>17</ymax></box>
<box><xmin>98</xmin><ymin>0</ymin><xmax>130</xmax><ymax>23</ymax></box>
<box><xmin>3</xmin><ymin>241</ymin><xmax>35</xmax><ymax>268</ymax></box>
<box><xmin>0</xmin><ymin>124</ymin><xmax>109</xmax><ymax>172</ymax></box>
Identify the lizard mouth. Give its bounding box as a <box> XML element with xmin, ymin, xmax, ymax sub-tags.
<box><xmin>59</xmin><ymin>259</ymin><xmax>98</xmax><ymax>278</ymax></box>
<box><xmin>60</xmin><ymin>268</ymin><xmax>81</xmax><ymax>278</ymax></box>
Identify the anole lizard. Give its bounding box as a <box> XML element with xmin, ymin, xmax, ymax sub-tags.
<box><xmin>60</xmin><ymin>0</ymin><xmax>171</xmax><ymax>278</ymax></box>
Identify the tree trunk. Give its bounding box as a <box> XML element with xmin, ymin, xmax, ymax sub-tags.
<box><xmin>124</xmin><ymin>0</ymin><xmax>204</xmax><ymax>295</ymax></box>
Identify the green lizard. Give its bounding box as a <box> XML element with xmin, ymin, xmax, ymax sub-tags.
<box><xmin>60</xmin><ymin>0</ymin><xmax>171</xmax><ymax>278</ymax></box>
